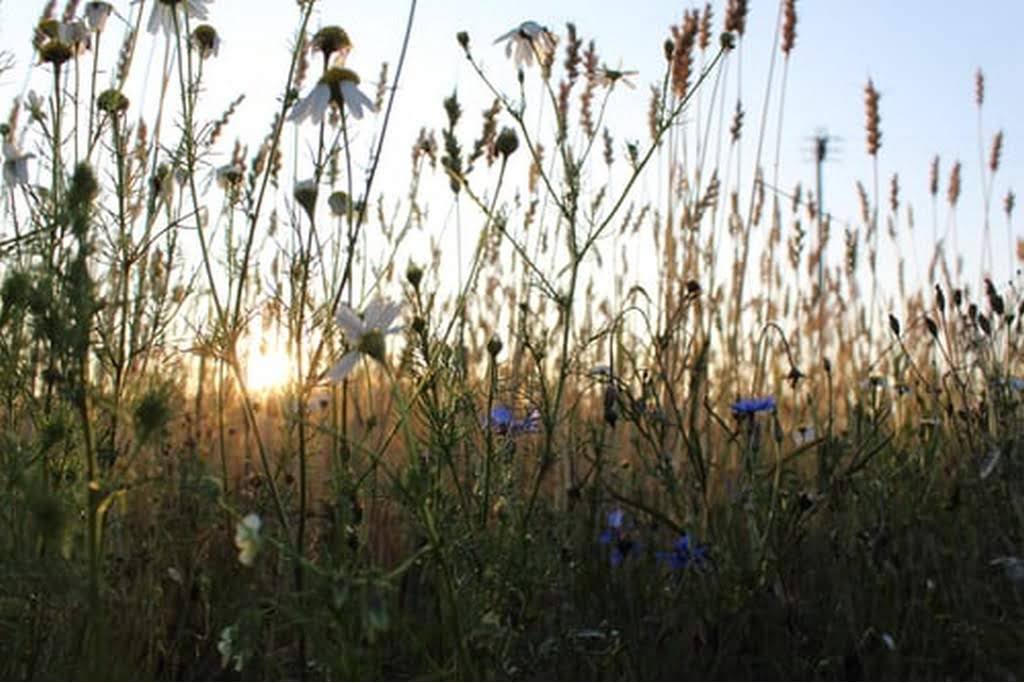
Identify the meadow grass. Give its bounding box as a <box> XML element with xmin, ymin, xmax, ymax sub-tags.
<box><xmin>0</xmin><ymin>0</ymin><xmax>1022</xmax><ymax>679</ymax></box>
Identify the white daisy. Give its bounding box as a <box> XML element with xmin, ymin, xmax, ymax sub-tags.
<box><xmin>991</xmin><ymin>556</ymin><xmax>1024</xmax><ymax>586</ymax></box>
<box><xmin>792</xmin><ymin>424</ymin><xmax>817</xmax><ymax>447</ymax></box>
<box><xmin>84</xmin><ymin>1</ymin><xmax>114</xmax><ymax>33</ymax></box>
<box><xmin>3</xmin><ymin>141</ymin><xmax>34</xmax><ymax>187</ymax></box>
<box><xmin>58</xmin><ymin>20</ymin><xmax>91</xmax><ymax>55</ymax></box>
<box><xmin>328</xmin><ymin>298</ymin><xmax>403</xmax><ymax>381</ymax></box>
<box><xmin>234</xmin><ymin>513</ymin><xmax>262</xmax><ymax>566</ymax></box>
<box><xmin>139</xmin><ymin>0</ymin><xmax>213</xmax><ymax>37</ymax></box>
<box><xmin>215</xmin><ymin>162</ymin><xmax>244</xmax><ymax>190</ymax></box>
<box><xmin>190</xmin><ymin>23</ymin><xmax>220</xmax><ymax>59</ymax></box>
<box><xmin>598</xmin><ymin>63</ymin><xmax>638</xmax><ymax>90</ymax></box>
<box><xmin>493</xmin><ymin>21</ymin><xmax>556</xmax><ymax>70</ymax></box>
<box><xmin>288</xmin><ymin>67</ymin><xmax>375</xmax><ymax>126</ymax></box>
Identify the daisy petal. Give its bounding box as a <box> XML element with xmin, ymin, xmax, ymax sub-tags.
<box><xmin>335</xmin><ymin>305</ymin><xmax>365</xmax><ymax>339</ymax></box>
<box><xmin>327</xmin><ymin>352</ymin><xmax>360</xmax><ymax>382</ymax></box>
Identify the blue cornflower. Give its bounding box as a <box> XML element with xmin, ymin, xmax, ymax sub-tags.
<box><xmin>598</xmin><ymin>509</ymin><xmax>641</xmax><ymax>567</ymax></box>
<box><xmin>731</xmin><ymin>396</ymin><xmax>776</xmax><ymax>416</ymax></box>
<box><xmin>485</xmin><ymin>404</ymin><xmax>541</xmax><ymax>436</ymax></box>
<box><xmin>656</xmin><ymin>533</ymin><xmax>707</xmax><ymax>571</ymax></box>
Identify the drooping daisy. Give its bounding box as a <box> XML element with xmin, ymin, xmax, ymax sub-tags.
<box><xmin>58</xmin><ymin>20</ymin><xmax>91</xmax><ymax>56</ymax></box>
<box><xmin>3</xmin><ymin>141</ymin><xmax>34</xmax><ymax>187</ymax></box>
<box><xmin>311</xmin><ymin>25</ymin><xmax>351</xmax><ymax>66</ymax></box>
<box><xmin>84</xmin><ymin>1</ymin><xmax>114</xmax><ymax>34</ymax></box>
<box><xmin>288</xmin><ymin>66</ymin><xmax>375</xmax><ymax>125</ymax></box>
<box><xmin>140</xmin><ymin>0</ymin><xmax>213</xmax><ymax>37</ymax></box>
<box><xmin>493</xmin><ymin>21</ymin><xmax>556</xmax><ymax>70</ymax></box>
<box><xmin>328</xmin><ymin>298</ymin><xmax>403</xmax><ymax>381</ymax></box>
<box><xmin>190</xmin><ymin>23</ymin><xmax>220</xmax><ymax>59</ymax></box>
<box><xmin>215</xmin><ymin>161</ymin><xmax>244</xmax><ymax>190</ymax></box>
<box><xmin>234</xmin><ymin>513</ymin><xmax>262</xmax><ymax>566</ymax></box>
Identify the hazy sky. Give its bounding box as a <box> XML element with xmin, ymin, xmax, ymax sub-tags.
<box><xmin>1</xmin><ymin>1</ymin><xmax>1020</xmax><ymax>299</ymax></box>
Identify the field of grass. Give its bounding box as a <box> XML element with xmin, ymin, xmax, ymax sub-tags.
<box><xmin>1</xmin><ymin>0</ymin><xmax>1022</xmax><ymax>679</ymax></box>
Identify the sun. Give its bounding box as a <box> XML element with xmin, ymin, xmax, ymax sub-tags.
<box><xmin>242</xmin><ymin>338</ymin><xmax>295</xmax><ymax>394</ymax></box>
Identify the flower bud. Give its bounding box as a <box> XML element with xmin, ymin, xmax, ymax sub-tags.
<box><xmin>312</xmin><ymin>26</ymin><xmax>351</xmax><ymax>63</ymax></box>
<box><xmin>496</xmin><ymin>126</ymin><xmax>519</xmax><ymax>159</ymax></box>
<box><xmin>294</xmin><ymin>178</ymin><xmax>318</xmax><ymax>221</ymax></box>
<box><xmin>97</xmin><ymin>89</ymin><xmax>129</xmax><ymax>115</ymax></box>
<box><xmin>487</xmin><ymin>334</ymin><xmax>503</xmax><ymax>358</ymax></box>
<box><xmin>406</xmin><ymin>262</ymin><xmax>423</xmax><ymax>289</ymax></box>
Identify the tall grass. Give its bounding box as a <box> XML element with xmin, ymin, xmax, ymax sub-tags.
<box><xmin>0</xmin><ymin>0</ymin><xmax>1021</xmax><ymax>679</ymax></box>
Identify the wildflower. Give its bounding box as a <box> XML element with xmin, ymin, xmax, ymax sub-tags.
<box><xmin>85</xmin><ymin>1</ymin><xmax>114</xmax><ymax>33</ymax></box>
<box><xmin>25</xmin><ymin>91</ymin><xmax>46</xmax><ymax>121</ymax></box>
<box><xmin>38</xmin><ymin>32</ymin><xmax>74</xmax><ymax>66</ymax></box>
<box><xmin>656</xmin><ymin>533</ymin><xmax>707</xmax><ymax>571</ymax></box>
<box><xmin>1009</xmin><ymin>377</ymin><xmax>1024</xmax><ymax>392</ymax></box>
<box><xmin>58</xmin><ymin>20</ymin><xmax>91</xmax><ymax>56</ymax></box>
<box><xmin>293</xmin><ymin>178</ymin><xmax>318</xmax><ymax>220</ymax></box>
<box><xmin>328</xmin><ymin>298</ymin><xmax>403</xmax><ymax>381</ymax></box>
<box><xmin>495</xmin><ymin>126</ymin><xmax>519</xmax><ymax>159</ymax></box>
<box><xmin>215</xmin><ymin>162</ymin><xmax>244</xmax><ymax>190</ymax></box>
<box><xmin>493</xmin><ymin>21</ymin><xmax>556</xmax><ymax>70</ymax></box>
<box><xmin>731</xmin><ymin>396</ymin><xmax>776</xmax><ymax>416</ymax></box>
<box><xmin>96</xmin><ymin>88</ymin><xmax>129</xmax><ymax>115</ymax></box>
<box><xmin>486</xmin><ymin>334</ymin><xmax>503</xmax><ymax>357</ymax></box>
<box><xmin>190</xmin><ymin>23</ymin><xmax>220</xmax><ymax>59</ymax></box>
<box><xmin>793</xmin><ymin>424</ymin><xmax>816</xmax><ymax>446</ymax></box>
<box><xmin>234</xmin><ymin>513</ymin><xmax>262</xmax><ymax>566</ymax></box>
<box><xmin>218</xmin><ymin>625</ymin><xmax>247</xmax><ymax>671</ymax></box>
<box><xmin>141</xmin><ymin>0</ymin><xmax>213</xmax><ymax>37</ymax></box>
<box><xmin>328</xmin><ymin>190</ymin><xmax>350</xmax><ymax>217</ymax></box>
<box><xmin>598</xmin><ymin>63</ymin><xmax>638</xmax><ymax>90</ymax></box>
<box><xmin>979</xmin><ymin>448</ymin><xmax>1000</xmax><ymax>480</ymax></box>
<box><xmin>311</xmin><ymin>25</ymin><xmax>351</xmax><ymax>65</ymax></box>
<box><xmin>485</xmin><ymin>404</ymin><xmax>540</xmax><ymax>436</ymax></box>
<box><xmin>288</xmin><ymin>67</ymin><xmax>375</xmax><ymax>125</ymax></box>
<box><xmin>860</xmin><ymin>375</ymin><xmax>887</xmax><ymax>391</ymax></box>
<box><xmin>991</xmin><ymin>556</ymin><xmax>1024</xmax><ymax>586</ymax></box>
<box><xmin>406</xmin><ymin>262</ymin><xmax>424</xmax><ymax>290</ymax></box>
<box><xmin>598</xmin><ymin>508</ymin><xmax>640</xmax><ymax>567</ymax></box>
<box><xmin>3</xmin><ymin>142</ymin><xmax>34</xmax><ymax>187</ymax></box>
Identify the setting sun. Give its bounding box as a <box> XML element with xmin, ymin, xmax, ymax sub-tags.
<box><xmin>241</xmin><ymin>339</ymin><xmax>294</xmax><ymax>394</ymax></box>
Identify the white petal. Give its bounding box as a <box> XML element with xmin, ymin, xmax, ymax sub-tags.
<box><xmin>327</xmin><ymin>352</ymin><xmax>360</xmax><ymax>382</ymax></box>
<box><xmin>147</xmin><ymin>5</ymin><xmax>164</xmax><ymax>35</ymax></box>
<box><xmin>335</xmin><ymin>304</ymin><xmax>365</xmax><ymax>339</ymax></box>
<box><xmin>187</xmin><ymin>0</ymin><xmax>211</xmax><ymax>20</ymax></box>
<box><xmin>519</xmin><ymin>21</ymin><xmax>545</xmax><ymax>38</ymax></box>
<box><xmin>340</xmin><ymin>81</ymin><xmax>374</xmax><ymax>120</ymax></box>
<box><xmin>493</xmin><ymin>27</ymin><xmax>517</xmax><ymax>45</ymax></box>
<box><xmin>288</xmin><ymin>84</ymin><xmax>331</xmax><ymax>125</ymax></box>
<box><xmin>376</xmin><ymin>302</ymin><xmax>403</xmax><ymax>332</ymax></box>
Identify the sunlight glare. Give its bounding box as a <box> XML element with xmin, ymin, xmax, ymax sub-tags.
<box><xmin>243</xmin><ymin>338</ymin><xmax>294</xmax><ymax>394</ymax></box>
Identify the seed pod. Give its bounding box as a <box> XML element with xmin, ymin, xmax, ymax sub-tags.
<box><xmin>925</xmin><ymin>316</ymin><xmax>939</xmax><ymax>339</ymax></box>
<box><xmin>888</xmin><ymin>314</ymin><xmax>901</xmax><ymax>338</ymax></box>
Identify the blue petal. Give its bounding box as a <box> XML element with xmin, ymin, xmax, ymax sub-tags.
<box><xmin>732</xmin><ymin>396</ymin><xmax>777</xmax><ymax>415</ymax></box>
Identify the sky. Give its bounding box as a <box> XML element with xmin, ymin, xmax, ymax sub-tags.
<box><xmin>0</xmin><ymin>0</ymin><xmax>1021</xmax><ymax>306</ymax></box>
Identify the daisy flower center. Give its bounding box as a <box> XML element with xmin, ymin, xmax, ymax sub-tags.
<box><xmin>357</xmin><ymin>328</ymin><xmax>386</xmax><ymax>362</ymax></box>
